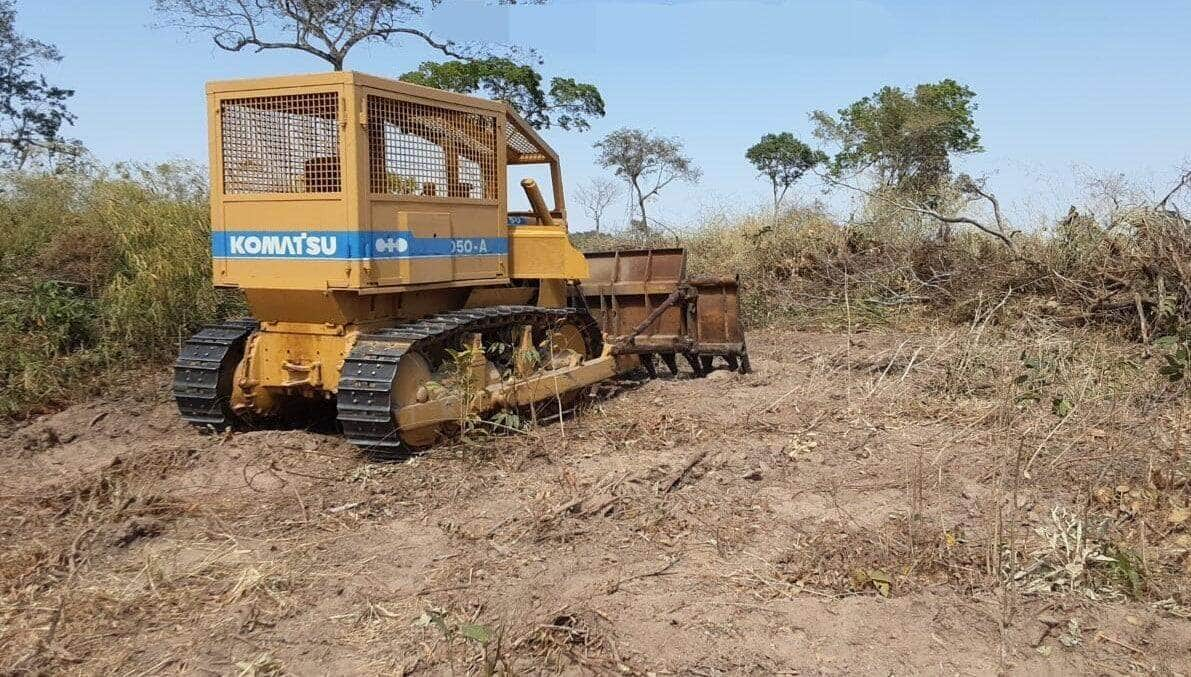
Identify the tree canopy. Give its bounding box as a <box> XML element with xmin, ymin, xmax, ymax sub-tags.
<box><xmin>812</xmin><ymin>79</ymin><xmax>982</xmax><ymax>200</ymax></box>
<box><xmin>745</xmin><ymin>132</ymin><xmax>826</xmax><ymax>223</ymax></box>
<box><xmin>154</xmin><ymin>0</ymin><xmax>543</xmax><ymax>71</ymax></box>
<box><xmin>155</xmin><ymin>0</ymin><xmax>603</xmax><ymax>132</ymax></box>
<box><xmin>0</xmin><ymin>0</ymin><xmax>76</xmax><ymax>170</ymax></box>
<box><xmin>595</xmin><ymin>128</ymin><xmax>700</xmax><ymax>238</ymax></box>
<box><xmin>400</xmin><ymin>58</ymin><xmax>604</xmax><ymax>131</ymax></box>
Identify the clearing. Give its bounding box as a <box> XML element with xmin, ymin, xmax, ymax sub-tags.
<box><xmin>2</xmin><ymin>326</ymin><xmax>1189</xmax><ymax>675</ymax></box>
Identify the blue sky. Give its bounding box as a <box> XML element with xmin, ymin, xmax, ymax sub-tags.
<box><xmin>14</xmin><ymin>0</ymin><xmax>1191</xmax><ymax>228</ymax></box>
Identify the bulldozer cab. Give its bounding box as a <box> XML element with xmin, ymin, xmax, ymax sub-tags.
<box><xmin>205</xmin><ymin>71</ymin><xmax>587</xmax><ymax>294</ymax></box>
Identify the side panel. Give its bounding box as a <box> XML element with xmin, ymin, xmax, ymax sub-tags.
<box><xmin>691</xmin><ymin>278</ymin><xmax>746</xmax><ymax>347</ymax></box>
<box><xmin>367</xmin><ymin>202</ymin><xmax>507</xmax><ymax>287</ymax></box>
<box><xmin>214</xmin><ymin>199</ymin><xmax>357</xmax><ymax>290</ymax></box>
<box><xmin>508</xmin><ymin>224</ymin><xmax>590</xmax><ymax>280</ymax></box>
<box><xmin>210</xmin><ymin>83</ymin><xmax>360</xmax><ymax>291</ymax></box>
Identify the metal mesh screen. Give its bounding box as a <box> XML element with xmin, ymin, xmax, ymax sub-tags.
<box><xmin>367</xmin><ymin>95</ymin><xmax>498</xmax><ymax>199</ymax></box>
<box><xmin>221</xmin><ymin>92</ymin><xmax>341</xmax><ymax>194</ymax></box>
<box><xmin>506</xmin><ymin>120</ymin><xmax>540</xmax><ymax>156</ymax></box>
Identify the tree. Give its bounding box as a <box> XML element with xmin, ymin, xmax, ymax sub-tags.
<box><xmin>154</xmin><ymin>0</ymin><xmax>533</xmax><ymax>71</ymax></box>
<box><xmin>0</xmin><ymin>1</ymin><xmax>76</xmax><ymax>170</ymax></box>
<box><xmin>745</xmin><ymin>132</ymin><xmax>826</xmax><ymax>226</ymax></box>
<box><xmin>573</xmin><ymin>176</ymin><xmax>621</xmax><ymax>234</ymax></box>
<box><xmin>400</xmin><ymin>58</ymin><xmax>603</xmax><ymax>131</ymax></box>
<box><xmin>155</xmin><ymin>1</ymin><xmax>604</xmax><ymax>131</ymax></box>
<box><xmin>812</xmin><ymin>79</ymin><xmax>982</xmax><ymax>201</ymax></box>
<box><xmin>594</xmin><ymin>128</ymin><xmax>701</xmax><ymax>238</ymax></box>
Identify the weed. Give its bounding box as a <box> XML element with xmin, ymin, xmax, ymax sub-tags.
<box><xmin>1104</xmin><ymin>545</ymin><xmax>1144</xmax><ymax>599</ymax></box>
<box><xmin>1155</xmin><ymin>328</ymin><xmax>1190</xmax><ymax>382</ymax></box>
<box><xmin>1011</xmin><ymin>506</ymin><xmax>1146</xmax><ymax>600</ymax></box>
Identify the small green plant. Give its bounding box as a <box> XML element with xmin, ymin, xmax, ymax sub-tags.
<box><xmin>415</xmin><ymin>607</ymin><xmax>493</xmax><ymax>645</ymax></box>
<box><xmin>516</xmin><ymin>344</ymin><xmax>542</xmax><ymax>372</ymax></box>
<box><xmin>486</xmin><ymin>339</ymin><xmax>510</xmax><ymax>357</ymax></box>
<box><xmin>441</xmin><ymin>345</ymin><xmax>485</xmax><ymax>439</ymax></box>
<box><xmin>489</xmin><ymin>409</ymin><xmax>528</xmax><ymax>433</ymax></box>
<box><xmin>1014</xmin><ymin>350</ymin><xmax>1076</xmax><ymax>416</ymax></box>
<box><xmin>1014</xmin><ymin>351</ymin><xmax>1052</xmax><ymax>407</ymax></box>
<box><xmin>1103</xmin><ymin>544</ymin><xmax>1144</xmax><ymax>598</ymax></box>
<box><xmin>1050</xmin><ymin>396</ymin><xmax>1074</xmax><ymax>418</ymax></box>
<box><xmin>1155</xmin><ymin>328</ymin><xmax>1190</xmax><ymax>383</ymax></box>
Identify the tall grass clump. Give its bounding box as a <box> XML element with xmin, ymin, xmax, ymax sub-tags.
<box><xmin>0</xmin><ymin>163</ymin><xmax>240</xmax><ymax>417</ymax></box>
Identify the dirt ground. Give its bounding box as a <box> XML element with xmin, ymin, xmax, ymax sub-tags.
<box><xmin>2</xmin><ymin>327</ymin><xmax>1189</xmax><ymax>675</ymax></box>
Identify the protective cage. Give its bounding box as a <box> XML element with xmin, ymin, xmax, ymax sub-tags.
<box><xmin>220</xmin><ymin>92</ymin><xmax>342</xmax><ymax>195</ymax></box>
<box><xmin>366</xmin><ymin>95</ymin><xmax>499</xmax><ymax>200</ymax></box>
<box><xmin>209</xmin><ymin>72</ymin><xmax>550</xmax><ymax>202</ymax></box>
<box><xmin>207</xmin><ymin>71</ymin><xmax>588</xmax><ymax>293</ymax></box>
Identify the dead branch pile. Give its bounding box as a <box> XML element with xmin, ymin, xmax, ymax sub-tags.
<box><xmin>583</xmin><ymin>181</ymin><xmax>1191</xmax><ymax>343</ymax></box>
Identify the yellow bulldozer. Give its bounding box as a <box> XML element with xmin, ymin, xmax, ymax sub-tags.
<box><xmin>174</xmin><ymin>71</ymin><xmax>750</xmax><ymax>456</ymax></box>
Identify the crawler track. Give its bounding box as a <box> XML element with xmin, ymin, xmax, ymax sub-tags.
<box><xmin>336</xmin><ymin>306</ymin><xmax>601</xmax><ymax>457</ymax></box>
<box><xmin>173</xmin><ymin>319</ymin><xmax>258</xmax><ymax>428</ymax></box>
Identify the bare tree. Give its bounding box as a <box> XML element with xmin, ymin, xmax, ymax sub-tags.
<box><xmin>573</xmin><ymin>176</ymin><xmax>621</xmax><ymax>234</ymax></box>
<box><xmin>153</xmin><ymin>0</ymin><xmax>539</xmax><ymax>71</ymax></box>
<box><xmin>1156</xmin><ymin>166</ymin><xmax>1191</xmax><ymax>214</ymax></box>
<box><xmin>594</xmin><ymin>128</ymin><xmax>701</xmax><ymax>238</ymax></box>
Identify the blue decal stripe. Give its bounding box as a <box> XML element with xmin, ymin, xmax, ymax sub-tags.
<box><xmin>212</xmin><ymin>230</ymin><xmax>508</xmax><ymax>261</ymax></box>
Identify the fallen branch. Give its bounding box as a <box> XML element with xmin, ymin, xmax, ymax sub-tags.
<box><xmin>605</xmin><ymin>556</ymin><xmax>680</xmax><ymax>594</ymax></box>
<box><xmin>665</xmin><ymin>449</ymin><xmax>710</xmax><ymax>493</ymax></box>
<box><xmin>821</xmin><ymin>172</ymin><xmax>1022</xmax><ymax>253</ymax></box>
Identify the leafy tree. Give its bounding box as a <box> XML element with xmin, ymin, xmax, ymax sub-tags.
<box><xmin>812</xmin><ymin>79</ymin><xmax>982</xmax><ymax>200</ymax></box>
<box><xmin>745</xmin><ymin>132</ymin><xmax>826</xmax><ymax>226</ymax></box>
<box><xmin>594</xmin><ymin>128</ymin><xmax>700</xmax><ymax>238</ymax></box>
<box><xmin>0</xmin><ymin>1</ymin><xmax>76</xmax><ymax>170</ymax></box>
<box><xmin>400</xmin><ymin>58</ymin><xmax>603</xmax><ymax>131</ymax></box>
<box><xmin>573</xmin><ymin>176</ymin><xmax>621</xmax><ymax>234</ymax></box>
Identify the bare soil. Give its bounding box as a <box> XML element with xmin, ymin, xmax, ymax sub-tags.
<box><xmin>2</xmin><ymin>327</ymin><xmax>1189</xmax><ymax>675</ymax></box>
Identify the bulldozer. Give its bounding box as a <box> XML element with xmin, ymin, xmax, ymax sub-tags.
<box><xmin>174</xmin><ymin>71</ymin><xmax>749</xmax><ymax>456</ymax></box>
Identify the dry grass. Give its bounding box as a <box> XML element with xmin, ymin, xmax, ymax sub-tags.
<box><xmin>578</xmin><ymin>189</ymin><xmax>1190</xmax><ymax>349</ymax></box>
<box><xmin>0</xmin><ymin>163</ymin><xmax>243</xmax><ymax>418</ymax></box>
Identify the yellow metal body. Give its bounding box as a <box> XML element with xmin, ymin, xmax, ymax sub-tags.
<box><xmin>396</xmin><ymin>342</ymin><xmax>631</xmax><ymax>433</ymax></box>
<box><xmin>205</xmin><ymin>72</ymin><xmax>591</xmax><ymax>411</ymax></box>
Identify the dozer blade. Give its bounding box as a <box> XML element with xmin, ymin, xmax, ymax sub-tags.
<box><xmin>577</xmin><ymin>248</ymin><xmax>751</xmax><ymax>374</ymax></box>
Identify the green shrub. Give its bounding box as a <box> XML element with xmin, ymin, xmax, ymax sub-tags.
<box><xmin>0</xmin><ymin>162</ymin><xmax>241</xmax><ymax>417</ymax></box>
<box><xmin>1156</xmin><ymin>329</ymin><xmax>1191</xmax><ymax>382</ymax></box>
<box><xmin>0</xmin><ymin>281</ymin><xmax>100</xmax><ymax>354</ymax></box>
